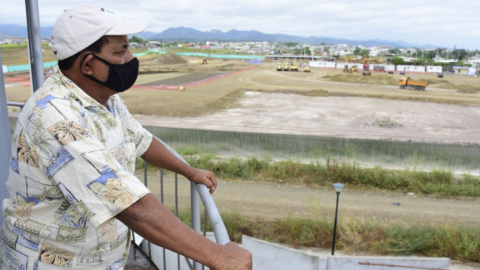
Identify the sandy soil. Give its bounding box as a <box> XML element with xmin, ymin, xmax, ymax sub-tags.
<box><xmin>133</xmin><ymin>91</ymin><xmax>480</xmax><ymax>144</ymax></box>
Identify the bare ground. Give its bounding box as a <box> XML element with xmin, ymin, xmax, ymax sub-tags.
<box><xmin>139</xmin><ymin>172</ymin><xmax>480</xmax><ymax>227</ymax></box>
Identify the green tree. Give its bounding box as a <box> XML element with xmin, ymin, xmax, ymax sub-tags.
<box><xmin>388</xmin><ymin>48</ymin><xmax>400</xmax><ymax>54</ymax></box>
<box><xmin>129</xmin><ymin>36</ymin><xmax>144</xmax><ymax>43</ymax></box>
<box><xmin>425</xmin><ymin>50</ymin><xmax>436</xmax><ymax>60</ymax></box>
<box><xmin>353</xmin><ymin>47</ymin><xmax>362</xmax><ymax>55</ymax></box>
<box><xmin>391</xmin><ymin>56</ymin><xmax>404</xmax><ymax>64</ymax></box>
<box><xmin>283</xmin><ymin>42</ymin><xmax>298</xmax><ymax>48</ymax></box>
<box><xmin>451</xmin><ymin>49</ymin><xmax>467</xmax><ymax>60</ymax></box>
<box><xmin>359</xmin><ymin>49</ymin><xmax>370</xmax><ymax>57</ymax></box>
<box><xmin>304</xmin><ymin>47</ymin><xmax>311</xmax><ymax>55</ymax></box>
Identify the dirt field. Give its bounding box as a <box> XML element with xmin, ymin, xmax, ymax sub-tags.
<box><xmin>5</xmin><ymin>60</ymin><xmax>480</xmax><ymax>142</ymax></box>
<box><xmin>139</xmin><ymin>172</ymin><xmax>480</xmax><ymax>227</ymax></box>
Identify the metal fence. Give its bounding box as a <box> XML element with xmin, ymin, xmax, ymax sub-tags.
<box><xmin>138</xmin><ymin>152</ymin><xmax>230</xmax><ymax>270</ymax></box>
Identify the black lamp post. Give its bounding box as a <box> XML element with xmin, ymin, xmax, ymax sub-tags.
<box><xmin>331</xmin><ymin>183</ymin><xmax>344</xmax><ymax>256</ymax></box>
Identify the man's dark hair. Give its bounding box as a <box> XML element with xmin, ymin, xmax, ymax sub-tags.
<box><xmin>58</xmin><ymin>36</ymin><xmax>109</xmax><ymax>71</ymax></box>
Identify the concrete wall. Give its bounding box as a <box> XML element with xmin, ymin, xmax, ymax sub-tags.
<box><xmin>309</xmin><ymin>61</ymin><xmax>336</xmax><ymax>68</ymax></box>
<box><xmin>242</xmin><ymin>235</ymin><xmax>327</xmax><ymax>270</ymax></box>
<box><xmin>396</xmin><ymin>65</ymin><xmax>426</xmax><ymax>73</ymax></box>
<box><xmin>336</xmin><ymin>63</ymin><xmax>364</xmax><ymax>70</ymax></box>
<box><xmin>426</xmin><ymin>66</ymin><xmax>443</xmax><ymax>73</ymax></box>
<box><xmin>242</xmin><ymin>235</ymin><xmax>451</xmax><ymax>270</ymax></box>
<box><xmin>372</xmin><ymin>65</ymin><xmax>395</xmax><ymax>72</ymax></box>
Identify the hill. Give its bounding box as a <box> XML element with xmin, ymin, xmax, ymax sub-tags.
<box><xmin>0</xmin><ymin>24</ymin><xmax>441</xmax><ymax>48</ymax></box>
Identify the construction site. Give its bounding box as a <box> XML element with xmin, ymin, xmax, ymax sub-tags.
<box><xmin>4</xmin><ymin>52</ymin><xmax>480</xmax><ymax>269</ymax></box>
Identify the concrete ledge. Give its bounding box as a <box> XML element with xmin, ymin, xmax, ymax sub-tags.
<box><xmin>242</xmin><ymin>235</ymin><xmax>451</xmax><ymax>270</ymax></box>
<box><xmin>242</xmin><ymin>235</ymin><xmax>327</xmax><ymax>270</ymax></box>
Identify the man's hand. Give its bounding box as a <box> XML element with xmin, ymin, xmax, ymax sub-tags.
<box><xmin>187</xmin><ymin>168</ymin><xmax>217</xmax><ymax>194</ymax></box>
<box><xmin>210</xmin><ymin>242</ymin><xmax>252</xmax><ymax>270</ymax></box>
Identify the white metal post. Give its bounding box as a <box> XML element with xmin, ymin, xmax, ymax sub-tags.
<box><xmin>25</xmin><ymin>0</ymin><xmax>45</xmax><ymax>92</ymax></box>
<box><xmin>0</xmin><ymin>52</ymin><xmax>12</xmax><ymax>241</ymax></box>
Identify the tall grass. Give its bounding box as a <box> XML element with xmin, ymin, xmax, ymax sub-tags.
<box><xmin>176</xmin><ymin>210</ymin><xmax>480</xmax><ymax>262</ymax></box>
<box><xmin>175</xmin><ymin>154</ymin><xmax>479</xmax><ymax>197</ymax></box>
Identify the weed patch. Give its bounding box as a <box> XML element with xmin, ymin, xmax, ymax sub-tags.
<box><xmin>170</xmin><ymin>153</ymin><xmax>480</xmax><ymax>198</ymax></box>
<box><xmin>176</xmin><ymin>210</ymin><xmax>480</xmax><ymax>262</ymax></box>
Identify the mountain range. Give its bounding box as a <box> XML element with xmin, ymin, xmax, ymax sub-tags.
<box><xmin>0</xmin><ymin>24</ymin><xmax>440</xmax><ymax>49</ymax></box>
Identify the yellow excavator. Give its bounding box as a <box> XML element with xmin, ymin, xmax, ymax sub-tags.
<box><xmin>290</xmin><ymin>60</ymin><xmax>299</xmax><ymax>71</ymax></box>
<box><xmin>277</xmin><ymin>62</ymin><xmax>283</xmax><ymax>71</ymax></box>
<box><xmin>199</xmin><ymin>59</ymin><xmax>207</xmax><ymax>65</ymax></box>
<box><xmin>345</xmin><ymin>55</ymin><xmax>357</xmax><ymax>63</ymax></box>
<box><xmin>303</xmin><ymin>65</ymin><xmax>311</xmax><ymax>72</ymax></box>
<box><xmin>284</xmin><ymin>61</ymin><xmax>290</xmax><ymax>71</ymax></box>
<box><xmin>343</xmin><ymin>65</ymin><xmax>357</xmax><ymax>73</ymax></box>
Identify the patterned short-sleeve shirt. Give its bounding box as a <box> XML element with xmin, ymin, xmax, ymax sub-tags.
<box><xmin>1</xmin><ymin>66</ymin><xmax>153</xmax><ymax>270</ymax></box>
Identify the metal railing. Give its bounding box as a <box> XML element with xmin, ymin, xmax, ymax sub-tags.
<box><xmin>138</xmin><ymin>139</ymin><xmax>229</xmax><ymax>270</ymax></box>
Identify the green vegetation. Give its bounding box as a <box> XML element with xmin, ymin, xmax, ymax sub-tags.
<box><xmin>137</xmin><ymin>148</ymin><xmax>480</xmax><ymax>198</ymax></box>
<box><xmin>173</xmin><ymin>211</ymin><xmax>480</xmax><ymax>262</ymax></box>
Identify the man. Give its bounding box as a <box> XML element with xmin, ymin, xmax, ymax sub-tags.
<box><xmin>0</xmin><ymin>6</ymin><xmax>251</xmax><ymax>270</ymax></box>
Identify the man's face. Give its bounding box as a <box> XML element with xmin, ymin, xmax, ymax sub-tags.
<box><xmin>89</xmin><ymin>35</ymin><xmax>134</xmax><ymax>83</ymax></box>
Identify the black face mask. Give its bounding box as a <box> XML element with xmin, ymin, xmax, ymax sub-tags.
<box><xmin>80</xmin><ymin>53</ymin><xmax>139</xmax><ymax>92</ymax></box>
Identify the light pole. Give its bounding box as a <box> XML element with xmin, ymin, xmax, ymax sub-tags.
<box><xmin>331</xmin><ymin>183</ymin><xmax>344</xmax><ymax>256</ymax></box>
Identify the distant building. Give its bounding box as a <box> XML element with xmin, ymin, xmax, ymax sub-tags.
<box><xmin>3</xmin><ymin>37</ymin><xmax>27</xmax><ymax>44</ymax></box>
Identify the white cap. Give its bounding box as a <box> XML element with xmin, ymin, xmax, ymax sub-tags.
<box><xmin>51</xmin><ymin>6</ymin><xmax>148</xmax><ymax>60</ymax></box>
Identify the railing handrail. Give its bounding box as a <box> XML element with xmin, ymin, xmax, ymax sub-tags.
<box><xmin>6</xmin><ymin>102</ymin><xmax>25</xmax><ymax>108</ymax></box>
<box><xmin>157</xmin><ymin>137</ymin><xmax>230</xmax><ymax>245</ymax></box>
<box><xmin>195</xmin><ymin>183</ymin><xmax>230</xmax><ymax>245</ymax></box>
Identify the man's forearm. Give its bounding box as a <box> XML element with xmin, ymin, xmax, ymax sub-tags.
<box><xmin>116</xmin><ymin>194</ymin><xmax>220</xmax><ymax>266</ymax></box>
<box><xmin>141</xmin><ymin>137</ymin><xmax>194</xmax><ymax>178</ymax></box>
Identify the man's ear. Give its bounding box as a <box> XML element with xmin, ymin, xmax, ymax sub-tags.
<box><xmin>79</xmin><ymin>52</ymin><xmax>94</xmax><ymax>75</ymax></box>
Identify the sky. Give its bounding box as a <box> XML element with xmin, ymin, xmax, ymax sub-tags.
<box><xmin>1</xmin><ymin>0</ymin><xmax>480</xmax><ymax>49</ymax></box>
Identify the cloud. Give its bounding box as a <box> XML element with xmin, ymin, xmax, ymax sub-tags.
<box><xmin>1</xmin><ymin>0</ymin><xmax>479</xmax><ymax>49</ymax></box>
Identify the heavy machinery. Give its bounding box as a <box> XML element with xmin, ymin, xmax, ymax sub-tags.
<box><xmin>398</xmin><ymin>77</ymin><xmax>428</xmax><ymax>91</ymax></box>
<box><xmin>290</xmin><ymin>60</ymin><xmax>299</xmax><ymax>71</ymax></box>
<box><xmin>199</xmin><ymin>59</ymin><xmax>207</xmax><ymax>65</ymax></box>
<box><xmin>343</xmin><ymin>65</ymin><xmax>358</xmax><ymax>73</ymax></box>
<box><xmin>277</xmin><ymin>62</ymin><xmax>283</xmax><ymax>71</ymax></box>
<box><xmin>284</xmin><ymin>62</ymin><xmax>290</xmax><ymax>71</ymax></box>
<box><xmin>303</xmin><ymin>65</ymin><xmax>311</xmax><ymax>72</ymax></box>
<box><xmin>362</xmin><ymin>64</ymin><xmax>371</xmax><ymax>76</ymax></box>
<box><xmin>345</xmin><ymin>56</ymin><xmax>357</xmax><ymax>63</ymax></box>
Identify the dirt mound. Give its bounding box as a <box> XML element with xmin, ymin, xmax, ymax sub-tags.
<box><xmin>436</xmin><ymin>83</ymin><xmax>457</xmax><ymax>90</ymax></box>
<box><xmin>152</xmin><ymin>53</ymin><xmax>187</xmax><ymax>65</ymax></box>
<box><xmin>437</xmin><ymin>83</ymin><xmax>480</xmax><ymax>93</ymax></box>
<box><xmin>425</xmin><ymin>78</ymin><xmax>449</xmax><ymax>84</ymax></box>
<box><xmin>326</xmin><ymin>73</ymin><xmax>398</xmax><ymax>86</ymax></box>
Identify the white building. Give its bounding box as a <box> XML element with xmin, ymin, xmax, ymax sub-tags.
<box><xmin>3</xmin><ymin>37</ymin><xmax>27</xmax><ymax>44</ymax></box>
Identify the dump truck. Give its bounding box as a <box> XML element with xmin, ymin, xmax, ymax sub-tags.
<box><xmin>303</xmin><ymin>66</ymin><xmax>311</xmax><ymax>72</ymax></box>
<box><xmin>284</xmin><ymin>62</ymin><xmax>290</xmax><ymax>71</ymax></box>
<box><xmin>398</xmin><ymin>77</ymin><xmax>428</xmax><ymax>91</ymax></box>
<box><xmin>277</xmin><ymin>62</ymin><xmax>283</xmax><ymax>71</ymax></box>
<box><xmin>363</xmin><ymin>64</ymin><xmax>371</xmax><ymax>76</ymax></box>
